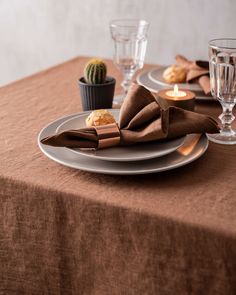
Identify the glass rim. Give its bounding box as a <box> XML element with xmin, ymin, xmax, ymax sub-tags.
<box><xmin>209</xmin><ymin>38</ymin><xmax>236</xmax><ymax>50</ymax></box>
<box><xmin>109</xmin><ymin>19</ymin><xmax>149</xmax><ymax>28</ymax></box>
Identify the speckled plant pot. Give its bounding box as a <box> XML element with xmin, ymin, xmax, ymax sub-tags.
<box><xmin>78</xmin><ymin>76</ymin><xmax>116</xmax><ymax>111</ymax></box>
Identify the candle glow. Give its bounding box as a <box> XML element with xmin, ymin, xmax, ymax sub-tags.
<box><xmin>158</xmin><ymin>86</ymin><xmax>196</xmax><ymax>111</ymax></box>
<box><xmin>166</xmin><ymin>84</ymin><xmax>187</xmax><ymax>100</ymax></box>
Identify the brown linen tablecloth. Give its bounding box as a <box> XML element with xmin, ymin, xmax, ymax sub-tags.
<box><xmin>0</xmin><ymin>57</ymin><xmax>236</xmax><ymax>295</ymax></box>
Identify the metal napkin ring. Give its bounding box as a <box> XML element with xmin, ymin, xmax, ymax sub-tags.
<box><xmin>94</xmin><ymin>123</ymin><xmax>120</xmax><ymax>149</ymax></box>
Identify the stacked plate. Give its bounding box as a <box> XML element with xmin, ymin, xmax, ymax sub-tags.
<box><xmin>136</xmin><ymin>66</ymin><xmax>213</xmax><ymax>101</ymax></box>
<box><xmin>38</xmin><ymin>109</ymin><xmax>208</xmax><ymax>175</ymax></box>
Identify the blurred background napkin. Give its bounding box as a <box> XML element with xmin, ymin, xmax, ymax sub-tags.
<box><xmin>176</xmin><ymin>54</ymin><xmax>210</xmax><ymax>94</ymax></box>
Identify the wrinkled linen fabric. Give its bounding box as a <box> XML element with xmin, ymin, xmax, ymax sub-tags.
<box><xmin>0</xmin><ymin>57</ymin><xmax>235</xmax><ymax>295</ymax></box>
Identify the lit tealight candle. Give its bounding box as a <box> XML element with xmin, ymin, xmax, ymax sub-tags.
<box><xmin>157</xmin><ymin>84</ymin><xmax>195</xmax><ymax>111</ymax></box>
<box><xmin>166</xmin><ymin>84</ymin><xmax>187</xmax><ymax>98</ymax></box>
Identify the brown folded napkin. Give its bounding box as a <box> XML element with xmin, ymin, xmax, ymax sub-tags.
<box><xmin>41</xmin><ymin>83</ymin><xmax>219</xmax><ymax>149</ymax></box>
<box><xmin>175</xmin><ymin>55</ymin><xmax>210</xmax><ymax>94</ymax></box>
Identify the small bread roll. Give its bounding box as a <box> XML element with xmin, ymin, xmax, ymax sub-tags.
<box><xmin>86</xmin><ymin>109</ymin><xmax>116</xmax><ymax>127</ymax></box>
<box><xmin>163</xmin><ymin>65</ymin><xmax>187</xmax><ymax>84</ymax></box>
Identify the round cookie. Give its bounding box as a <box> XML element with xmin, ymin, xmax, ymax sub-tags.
<box><xmin>163</xmin><ymin>65</ymin><xmax>187</xmax><ymax>84</ymax></box>
<box><xmin>86</xmin><ymin>109</ymin><xmax>116</xmax><ymax>127</ymax></box>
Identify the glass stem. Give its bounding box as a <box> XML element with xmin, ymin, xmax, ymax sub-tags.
<box><xmin>219</xmin><ymin>101</ymin><xmax>235</xmax><ymax>135</ymax></box>
<box><xmin>121</xmin><ymin>72</ymin><xmax>133</xmax><ymax>96</ymax></box>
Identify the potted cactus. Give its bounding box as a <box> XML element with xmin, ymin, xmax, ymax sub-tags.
<box><xmin>78</xmin><ymin>59</ymin><xmax>116</xmax><ymax>111</ymax></box>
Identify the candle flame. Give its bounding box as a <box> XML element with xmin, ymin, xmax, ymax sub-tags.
<box><xmin>174</xmin><ymin>84</ymin><xmax>178</xmax><ymax>95</ymax></box>
<box><xmin>165</xmin><ymin>84</ymin><xmax>187</xmax><ymax>99</ymax></box>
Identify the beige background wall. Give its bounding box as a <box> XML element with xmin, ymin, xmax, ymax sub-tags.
<box><xmin>0</xmin><ymin>0</ymin><xmax>235</xmax><ymax>86</ymax></box>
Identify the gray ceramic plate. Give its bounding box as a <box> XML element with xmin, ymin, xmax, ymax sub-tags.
<box><xmin>137</xmin><ymin>69</ymin><xmax>214</xmax><ymax>101</ymax></box>
<box><xmin>148</xmin><ymin>66</ymin><xmax>202</xmax><ymax>92</ymax></box>
<box><xmin>38</xmin><ymin>113</ymin><xmax>209</xmax><ymax>175</ymax></box>
<box><xmin>56</xmin><ymin>109</ymin><xmax>185</xmax><ymax>162</ymax></box>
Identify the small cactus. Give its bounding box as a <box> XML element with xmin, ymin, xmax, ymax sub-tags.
<box><xmin>84</xmin><ymin>59</ymin><xmax>107</xmax><ymax>84</ymax></box>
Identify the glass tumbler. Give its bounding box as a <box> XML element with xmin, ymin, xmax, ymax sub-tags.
<box><xmin>208</xmin><ymin>38</ymin><xmax>236</xmax><ymax>144</ymax></box>
<box><xmin>110</xmin><ymin>19</ymin><xmax>149</xmax><ymax>105</ymax></box>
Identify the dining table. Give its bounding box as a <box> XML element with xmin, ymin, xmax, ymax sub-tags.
<box><xmin>0</xmin><ymin>56</ymin><xmax>235</xmax><ymax>295</ymax></box>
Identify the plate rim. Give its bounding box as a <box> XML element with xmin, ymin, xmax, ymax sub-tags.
<box><xmin>136</xmin><ymin>69</ymin><xmax>159</xmax><ymax>93</ymax></box>
<box><xmin>55</xmin><ymin>109</ymin><xmax>186</xmax><ymax>162</ymax></box>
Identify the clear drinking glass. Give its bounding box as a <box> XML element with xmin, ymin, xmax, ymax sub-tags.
<box><xmin>110</xmin><ymin>19</ymin><xmax>149</xmax><ymax>105</ymax></box>
<box><xmin>208</xmin><ymin>38</ymin><xmax>236</xmax><ymax>144</ymax></box>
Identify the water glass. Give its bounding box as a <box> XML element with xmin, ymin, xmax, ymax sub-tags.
<box><xmin>110</xmin><ymin>19</ymin><xmax>149</xmax><ymax>105</ymax></box>
<box><xmin>208</xmin><ymin>38</ymin><xmax>236</xmax><ymax>144</ymax></box>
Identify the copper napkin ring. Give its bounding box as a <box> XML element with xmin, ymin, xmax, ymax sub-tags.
<box><xmin>94</xmin><ymin>123</ymin><xmax>120</xmax><ymax>149</ymax></box>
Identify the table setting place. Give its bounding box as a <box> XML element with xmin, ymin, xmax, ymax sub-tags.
<box><xmin>1</xmin><ymin>9</ymin><xmax>236</xmax><ymax>295</ymax></box>
<box><xmin>38</xmin><ymin>19</ymin><xmax>236</xmax><ymax>175</ymax></box>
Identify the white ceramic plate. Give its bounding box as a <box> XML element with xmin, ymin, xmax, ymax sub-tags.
<box><xmin>148</xmin><ymin>66</ymin><xmax>202</xmax><ymax>92</ymax></box>
<box><xmin>56</xmin><ymin>109</ymin><xmax>186</xmax><ymax>162</ymax></box>
<box><xmin>38</xmin><ymin>113</ymin><xmax>209</xmax><ymax>175</ymax></box>
<box><xmin>136</xmin><ymin>69</ymin><xmax>214</xmax><ymax>101</ymax></box>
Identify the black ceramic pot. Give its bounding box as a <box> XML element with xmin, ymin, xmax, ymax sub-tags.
<box><xmin>78</xmin><ymin>76</ymin><xmax>116</xmax><ymax>111</ymax></box>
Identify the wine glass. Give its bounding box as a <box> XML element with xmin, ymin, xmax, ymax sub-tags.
<box><xmin>208</xmin><ymin>38</ymin><xmax>236</xmax><ymax>144</ymax></box>
<box><xmin>110</xmin><ymin>19</ymin><xmax>149</xmax><ymax>105</ymax></box>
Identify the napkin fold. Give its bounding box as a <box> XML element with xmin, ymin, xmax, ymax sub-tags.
<box><xmin>175</xmin><ymin>55</ymin><xmax>210</xmax><ymax>94</ymax></box>
<box><xmin>41</xmin><ymin>84</ymin><xmax>219</xmax><ymax>149</ymax></box>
